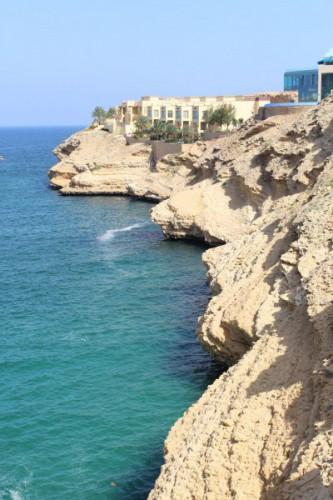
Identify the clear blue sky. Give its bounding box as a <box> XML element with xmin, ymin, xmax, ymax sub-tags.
<box><xmin>1</xmin><ymin>0</ymin><xmax>333</xmax><ymax>126</ymax></box>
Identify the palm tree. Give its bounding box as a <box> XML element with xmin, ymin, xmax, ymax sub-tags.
<box><xmin>182</xmin><ymin>124</ymin><xmax>199</xmax><ymax>143</ymax></box>
<box><xmin>92</xmin><ymin>106</ymin><xmax>107</xmax><ymax>124</ymax></box>
<box><xmin>106</xmin><ymin>107</ymin><xmax>116</xmax><ymax>119</ymax></box>
<box><xmin>224</xmin><ymin>104</ymin><xmax>236</xmax><ymax>129</ymax></box>
<box><xmin>134</xmin><ymin>116</ymin><xmax>151</xmax><ymax>138</ymax></box>
<box><xmin>165</xmin><ymin>123</ymin><xmax>181</xmax><ymax>142</ymax></box>
<box><xmin>207</xmin><ymin>104</ymin><xmax>236</xmax><ymax>131</ymax></box>
<box><xmin>150</xmin><ymin>120</ymin><xmax>166</xmax><ymax>140</ymax></box>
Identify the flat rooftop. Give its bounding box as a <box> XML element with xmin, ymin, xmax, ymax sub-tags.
<box><xmin>284</xmin><ymin>68</ymin><xmax>317</xmax><ymax>74</ymax></box>
<box><xmin>264</xmin><ymin>102</ymin><xmax>318</xmax><ymax>108</ymax></box>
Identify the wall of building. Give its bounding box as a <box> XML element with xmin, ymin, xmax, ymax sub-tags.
<box><xmin>151</xmin><ymin>141</ymin><xmax>182</xmax><ymax>164</ymax></box>
<box><xmin>318</xmin><ymin>64</ymin><xmax>333</xmax><ymax>101</ymax></box>
<box><xmin>138</xmin><ymin>95</ymin><xmax>270</xmax><ymax>130</ymax></box>
<box><xmin>258</xmin><ymin>103</ymin><xmax>316</xmax><ymax>120</ymax></box>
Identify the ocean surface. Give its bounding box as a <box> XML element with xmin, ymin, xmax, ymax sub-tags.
<box><xmin>0</xmin><ymin>128</ymin><xmax>221</xmax><ymax>499</ymax></box>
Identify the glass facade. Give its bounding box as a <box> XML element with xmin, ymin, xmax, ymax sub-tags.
<box><xmin>284</xmin><ymin>69</ymin><xmax>318</xmax><ymax>102</ymax></box>
<box><xmin>322</xmin><ymin>73</ymin><xmax>333</xmax><ymax>99</ymax></box>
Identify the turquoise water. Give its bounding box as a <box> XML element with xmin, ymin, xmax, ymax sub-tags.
<box><xmin>0</xmin><ymin>128</ymin><xmax>220</xmax><ymax>499</ymax></box>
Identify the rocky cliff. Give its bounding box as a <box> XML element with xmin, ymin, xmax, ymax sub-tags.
<box><xmin>50</xmin><ymin>98</ymin><xmax>333</xmax><ymax>499</ymax></box>
<box><xmin>49</xmin><ymin>129</ymin><xmax>205</xmax><ymax>200</ymax></box>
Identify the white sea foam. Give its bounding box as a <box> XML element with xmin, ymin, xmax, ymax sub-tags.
<box><xmin>0</xmin><ymin>468</ymin><xmax>32</xmax><ymax>500</ymax></box>
<box><xmin>98</xmin><ymin>222</ymin><xmax>146</xmax><ymax>242</ymax></box>
<box><xmin>9</xmin><ymin>491</ymin><xmax>23</xmax><ymax>500</ymax></box>
<box><xmin>0</xmin><ymin>490</ymin><xmax>24</xmax><ymax>500</ymax></box>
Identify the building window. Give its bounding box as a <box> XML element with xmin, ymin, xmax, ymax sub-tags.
<box><xmin>322</xmin><ymin>73</ymin><xmax>333</xmax><ymax>99</ymax></box>
<box><xmin>176</xmin><ymin>106</ymin><xmax>182</xmax><ymax>121</ymax></box>
<box><xmin>183</xmin><ymin>110</ymin><xmax>189</xmax><ymax>120</ymax></box>
<box><xmin>147</xmin><ymin>106</ymin><xmax>152</xmax><ymax>118</ymax></box>
<box><xmin>161</xmin><ymin>107</ymin><xmax>166</xmax><ymax>120</ymax></box>
<box><xmin>154</xmin><ymin>109</ymin><xmax>159</xmax><ymax>118</ymax></box>
<box><xmin>167</xmin><ymin>110</ymin><xmax>173</xmax><ymax>119</ymax></box>
<box><xmin>192</xmin><ymin>106</ymin><xmax>199</xmax><ymax>121</ymax></box>
<box><xmin>284</xmin><ymin>70</ymin><xmax>318</xmax><ymax>102</ymax></box>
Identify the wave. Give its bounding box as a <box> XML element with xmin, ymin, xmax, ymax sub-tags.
<box><xmin>9</xmin><ymin>491</ymin><xmax>23</xmax><ymax>500</ymax></box>
<box><xmin>0</xmin><ymin>484</ymin><xmax>27</xmax><ymax>500</ymax></box>
<box><xmin>0</xmin><ymin>468</ymin><xmax>32</xmax><ymax>500</ymax></box>
<box><xmin>97</xmin><ymin>222</ymin><xmax>147</xmax><ymax>242</ymax></box>
<box><xmin>0</xmin><ymin>492</ymin><xmax>21</xmax><ymax>500</ymax></box>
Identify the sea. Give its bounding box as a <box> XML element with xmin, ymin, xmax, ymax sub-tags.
<box><xmin>0</xmin><ymin>127</ymin><xmax>221</xmax><ymax>499</ymax></box>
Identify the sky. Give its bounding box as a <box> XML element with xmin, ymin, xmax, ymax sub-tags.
<box><xmin>1</xmin><ymin>0</ymin><xmax>333</xmax><ymax>126</ymax></box>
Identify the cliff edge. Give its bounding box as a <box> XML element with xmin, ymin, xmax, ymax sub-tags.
<box><xmin>50</xmin><ymin>98</ymin><xmax>333</xmax><ymax>499</ymax></box>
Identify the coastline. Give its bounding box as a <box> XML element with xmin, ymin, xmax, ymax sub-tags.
<box><xmin>49</xmin><ymin>97</ymin><xmax>333</xmax><ymax>499</ymax></box>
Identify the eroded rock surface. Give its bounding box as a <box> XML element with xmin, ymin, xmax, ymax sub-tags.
<box><xmin>49</xmin><ymin>98</ymin><xmax>333</xmax><ymax>499</ymax></box>
<box><xmin>149</xmin><ymin>99</ymin><xmax>333</xmax><ymax>500</ymax></box>
<box><xmin>49</xmin><ymin>130</ymin><xmax>204</xmax><ymax>200</ymax></box>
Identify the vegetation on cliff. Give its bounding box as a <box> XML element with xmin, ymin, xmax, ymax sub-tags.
<box><xmin>91</xmin><ymin>106</ymin><xmax>116</xmax><ymax>124</ymax></box>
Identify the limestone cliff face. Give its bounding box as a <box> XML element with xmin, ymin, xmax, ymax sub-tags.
<box><xmin>149</xmin><ymin>100</ymin><xmax>333</xmax><ymax>500</ymax></box>
<box><xmin>50</xmin><ymin>99</ymin><xmax>333</xmax><ymax>499</ymax></box>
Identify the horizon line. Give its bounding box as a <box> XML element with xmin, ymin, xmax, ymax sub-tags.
<box><xmin>0</xmin><ymin>124</ymin><xmax>86</xmax><ymax>128</ymax></box>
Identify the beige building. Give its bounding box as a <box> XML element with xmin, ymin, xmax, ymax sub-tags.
<box><xmin>113</xmin><ymin>93</ymin><xmax>295</xmax><ymax>135</ymax></box>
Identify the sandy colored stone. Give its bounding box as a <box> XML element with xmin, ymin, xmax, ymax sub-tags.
<box><xmin>149</xmin><ymin>99</ymin><xmax>333</xmax><ymax>499</ymax></box>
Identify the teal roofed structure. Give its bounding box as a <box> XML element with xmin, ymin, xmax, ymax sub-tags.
<box><xmin>318</xmin><ymin>48</ymin><xmax>333</xmax><ymax>65</ymax></box>
<box><xmin>282</xmin><ymin>47</ymin><xmax>333</xmax><ymax>105</ymax></box>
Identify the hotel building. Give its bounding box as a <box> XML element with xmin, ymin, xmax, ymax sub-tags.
<box><xmin>104</xmin><ymin>47</ymin><xmax>333</xmax><ymax>135</ymax></box>
<box><xmin>114</xmin><ymin>93</ymin><xmax>294</xmax><ymax>135</ymax></box>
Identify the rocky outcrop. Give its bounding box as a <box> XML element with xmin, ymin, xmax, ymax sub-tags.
<box><xmin>49</xmin><ymin>130</ymin><xmax>205</xmax><ymax>200</ymax></box>
<box><xmin>49</xmin><ymin>130</ymin><xmax>154</xmax><ymax>195</ymax></box>
<box><xmin>50</xmin><ymin>98</ymin><xmax>333</xmax><ymax>499</ymax></box>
